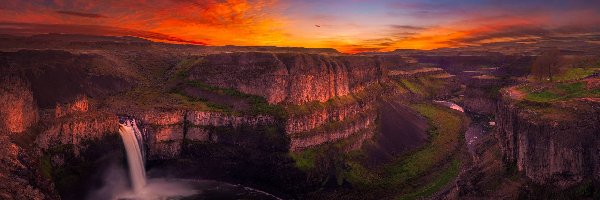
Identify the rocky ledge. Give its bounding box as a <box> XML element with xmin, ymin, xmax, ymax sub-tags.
<box><xmin>495</xmin><ymin>81</ymin><xmax>600</xmax><ymax>187</ymax></box>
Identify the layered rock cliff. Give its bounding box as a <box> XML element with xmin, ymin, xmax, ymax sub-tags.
<box><xmin>137</xmin><ymin>109</ymin><xmax>275</xmax><ymax>160</ymax></box>
<box><xmin>36</xmin><ymin>96</ymin><xmax>118</xmax><ymax>156</ymax></box>
<box><xmin>188</xmin><ymin>52</ymin><xmax>384</xmax><ymax>104</ymax></box>
<box><xmin>496</xmin><ymin>89</ymin><xmax>600</xmax><ymax>186</ymax></box>
<box><xmin>285</xmin><ymin>86</ymin><xmax>380</xmax><ymax>151</ymax></box>
<box><xmin>0</xmin><ymin>48</ymin><xmax>396</xmax><ymax>199</ymax></box>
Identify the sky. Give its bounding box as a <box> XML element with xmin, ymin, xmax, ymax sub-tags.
<box><xmin>1</xmin><ymin>0</ymin><xmax>600</xmax><ymax>53</ymax></box>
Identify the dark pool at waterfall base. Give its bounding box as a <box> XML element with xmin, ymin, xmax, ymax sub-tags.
<box><xmin>113</xmin><ymin>178</ymin><xmax>281</xmax><ymax>200</ymax></box>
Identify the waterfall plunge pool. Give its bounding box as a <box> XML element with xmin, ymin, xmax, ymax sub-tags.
<box><xmin>108</xmin><ymin>118</ymin><xmax>280</xmax><ymax>200</ymax></box>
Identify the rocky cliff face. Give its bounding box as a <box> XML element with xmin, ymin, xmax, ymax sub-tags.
<box><xmin>0</xmin><ymin>78</ymin><xmax>56</xmax><ymax>199</ymax></box>
<box><xmin>0</xmin><ymin>135</ymin><xmax>48</xmax><ymax>200</ymax></box>
<box><xmin>0</xmin><ymin>78</ymin><xmax>38</xmax><ymax>134</ymax></box>
<box><xmin>463</xmin><ymin>77</ymin><xmax>504</xmax><ymax>115</ymax></box>
<box><xmin>131</xmin><ymin>109</ymin><xmax>276</xmax><ymax>160</ymax></box>
<box><xmin>285</xmin><ymin>97</ymin><xmax>374</xmax><ymax>135</ymax></box>
<box><xmin>496</xmin><ymin>92</ymin><xmax>600</xmax><ymax>186</ymax></box>
<box><xmin>286</xmin><ymin>89</ymin><xmax>379</xmax><ymax>151</ymax></box>
<box><xmin>182</xmin><ymin>52</ymin><xmax>387</xmax><ymax>152</ymax></box>
<box><xmin>188</xmin><ymin>52</ymin><xmax>383</xmax><ymax>104</ymax></box>
<box><xmin>14</xmin><ymin>51</ymin><xmax>390</xmax><ymax>159</ymax></box>
<box><xmin>0</xmin><ymin>50</ymin><xmax>133</xmax><ymax>109</ymax></box>
<box><xmin>290</xmin><ymin>110</ymin><xmax>377</xmax><ymax>151</ymax></box>
<box><xmin>36</xmin><ymin>111</ymin><xmax>119</xmax><ymax>156</ymax></box>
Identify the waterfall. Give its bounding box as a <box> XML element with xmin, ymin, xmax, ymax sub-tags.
<box><xmin>118</xmin><ymin>118</ymin><xmax>147</xmax><ymax>194</ymax></box>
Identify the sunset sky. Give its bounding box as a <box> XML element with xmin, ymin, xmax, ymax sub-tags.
<box><xmin>1</xmin><ymin>0</ymin><xmax>600</xmax><ymax>53</ymax></box>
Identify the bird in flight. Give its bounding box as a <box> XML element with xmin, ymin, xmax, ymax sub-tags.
<box><xmin>315</xmin><ymin>25</ymin><xmax>321</xmax><ymax>27</ymax></box>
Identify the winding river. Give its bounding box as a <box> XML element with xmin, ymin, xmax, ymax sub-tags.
<box><xmin>433</xmin><ymin>100</ymin><xmax>493</xmax><ymax>156</ymax></box>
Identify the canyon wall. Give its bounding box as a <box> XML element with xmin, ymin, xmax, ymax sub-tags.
<box><xmin>286</xmin><ymin>89</ymin><xmax>380</xmax><ymax>151</ymax></box>
<box><xmin>463</xmin><ymin>77</ymin><xmax>503</xmax><ymax>115</ymax></box>
<box><xmin>133</xmin><ymin>109</ymin><xmax>276</xmax><ymax>160</ymax></box>
<box><xmin>28</xmin><ymin>51</ymin><xmax>388</xmax><ymax>159</ymax></box>
<box><xmin>188</xmin><ymin>52</ymin><xmax>384</xmax><ymax>104</ymax></box>
<box><xmin>0</xmin><ymin>78</ymin><xmax>54</xmax><ymax>199</ymax></box>
<box><xmin>0</xmin><ymin>50</ymin><xmax>392</xmax><ymax>167</ymax></box>
<box><xmin>0</xmin><ymin>78</ymin><xmax>38</xmax><ymax>134</ymax></box>
<box><xmin>36</xmin><ymin>97</ymin><xmax>118</xmax><ymax>156</ymax></box>
<box><xmin>496</xmin><ymin>92</ymin><xmax>600</xmax><ymax>186</ymax></box>
<box><xmin>0</xmin><ymin>50</ymin><xmax>133</xmax><ymax>109</ymax></box>
<box><xmin>183</xmin><ymin>52</ymin><xmax>387</xmax><ymax>151</ymax></box>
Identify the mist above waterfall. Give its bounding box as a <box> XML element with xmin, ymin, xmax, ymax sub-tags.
<box><xmin>109</xmin><ymin>118</ymin><xmax>199</xmax><ymax>199</ymax></box>
<box><xmin>86</xmin><ymin>162</ymin><xmax>129</xmax><ymax>200</ymax></box>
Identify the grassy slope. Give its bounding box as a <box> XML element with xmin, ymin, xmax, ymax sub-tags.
<box><xmin>385</xmin><ymin>103</ymin><xmax>464</xmax><ymax>199</ymax></box>
<box><xmin>295</xmin><ymin>102</ymin><xmax>466</xmax><ymax>199</ymax></box>
<box><xmin>554</xmin><ymin>67</ymin><xmax>598</xmax><ymax>82</ymax></box>
<box><xmin>394</xmin><ymin>75</ymin><xmax>456</xmax><ymax>98</ymax></box>
<box><xmin>522</xmin><ymin>82</ymin><xmax>600</xmax><ymax>103</ymax></box>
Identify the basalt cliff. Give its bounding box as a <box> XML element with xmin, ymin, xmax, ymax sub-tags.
<box><xmin>2</xmin><ymin>34</ymin><xmax>599</xmax><ymax>199</ymax></box>
<box><xmin>496</xmin><ymin>84</ymin><xmax>600</xmax><ymax>187</ymax></box>
<box><xmin>0</xmin><ymin>46</ymin><xmax>390</xmax><ymax>198</ymax></box>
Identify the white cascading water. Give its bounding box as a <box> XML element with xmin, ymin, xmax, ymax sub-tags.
<box><xmin>114</xmin><ymin>118</ymin><xmax>197</xmax><ymax>200</ymax></box>
<box><xmin>118</xmin><ymin>119</ymin><xmax>147</xmax><ymax>194</ymax></box>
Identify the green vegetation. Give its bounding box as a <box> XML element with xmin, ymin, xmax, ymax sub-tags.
<box><xmin>164</xmin><ymin>80</ymin><xmax>287</xmax><ymax>117</ymax></box>
<box><xmin>173</xmin><ymin>57</ymin><xmax>205</xmax><ymax>80</ymax></box>
<box><xmin>184</xmin><ymin>80</ymin><xmax>286</xmax><ymax>117</ymax></box>
<box><xmin>293</xmin><ymin>103</ymin><xmax>465</xmax><ymax>199</ymax></box>
<box><xmin>398</xmin><ymin>158</ymin><xmax>460</xmax><ymax>200</ymax></box>
<box><xmin>383</xmin><ymin>103</ymin><xmax>463</xmax><ymax>187</ymax></box>
<box><xmin>39</xmin><ymin>154</ymin><xmax>53</xmax><ymax>179</ymax></box>
<box><xmin>522</xmin><ymin>82</ymin><xmax>600</xmax><ymax>103</ymax></box>
<box><xmin>290</xmin><ymin>148</ymin><xmax>319</xmax><ymax>171</ymax></box>
<box><xmin>554</xmin><ymin>67</ymin><xmax>598</xmax><ymax>82</ymax></box>
<box><xmin>392</xmin><ymin>75</ymin><xmax>457</xmax><ymax>98</ymax></box>
<box><xmin>400</xmin><ymin>79</ymin><xmax>425</xmax><ymax>95</ymax></box>
<box><xmin>285</xmin><ymin>83</ymin><xmax>382</xmax><ymax>116</ymax></box>
<box><xmin>38</xmin><ymin>134</ymin><xmax>125</xmax><ymax>199</ymax></box>
<box><xmin>292</xmin><ymin>113</ymin><xmax>373</xmax><ymax>142</ymax></box>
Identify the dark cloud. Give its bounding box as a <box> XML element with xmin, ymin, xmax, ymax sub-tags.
<box><xmin>56</xmin><ymin>10</ymin><xmax>106</xmax><ymax>18</ymax></box>
<box><xmin>0</xmin><ymin>22</ymin><xmax>208</xmax><ymax>45</ymax></box>
<box><xmin>449</xmin><ymin>24</ymin><xmax>600</xmax><ymax>49</ymax></box>
<box><xmin>459</xmin><ymin>26</ymin><xmax>550</xmax><ymax>43</ymax></box>
<box><xmin>343</xmin><ymin>47</ymin><xmax>383</xmax><ymax>53</ymax></box>
<box><xmin>390</xmin><ymin>25</ymin><xmax>426</xmax><ymax>30</ymax></box>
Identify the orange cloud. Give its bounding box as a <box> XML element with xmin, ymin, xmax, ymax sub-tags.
<box><xmin>1</xmin><ymin>0</ymin><xmax>600</xmax><ymax>54</ymax></box>
<box><xmin>0</xmin><ymin>0</ymin><xmax>286</xmax><ymax>46</ymax></box>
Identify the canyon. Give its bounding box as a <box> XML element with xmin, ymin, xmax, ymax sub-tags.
<box><xmin>0</xmin><ymin>34</ymin><xmax>599</xmax><ymax>199</ymax></box>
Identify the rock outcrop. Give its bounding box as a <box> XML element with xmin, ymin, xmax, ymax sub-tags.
<box><xmin>0</xmin><ymin>78</ymin><xmax>38</xmax><ymax>134</ymax></box>
<box><xmin>463</xmin><ymin>77</ymin><xmax>504</xmax><ymax>115</ymax></box>
<box><xmin>36</xmin><ymin>112</ymin><xmax>119</xmax><ymax>155</ymax></box>
<box><xmin>285</xmin><ymin>88</ymin><xmax>379</xmax><ymax>151</ymax></box>
<box><xmin>132</xmin><ymin>108</ymin><xmax>276</xmax><ymax>160</ymax></box>
<box><xmin>0</xmin><ymin>50</ymin><xmax>133</xmax><ymax>109</ymax></box>
<box><xmin>188</xmin><ymin>52</ymin><xmax>384</xmax><ymax>104</ymax></box>
<box><xmin>496</xmin><ymin>91</ymin><xmax>600</xmax><ymax>186</ymax></box>
<box><xmin>290</xmin><ymin>110</ymin><xmax>377</xmax><ymax>151</ymax></box>
<box><xmin>0</xmin><ymin>135</ymin><xmax>47</xmax><ymax>200</ymax></box>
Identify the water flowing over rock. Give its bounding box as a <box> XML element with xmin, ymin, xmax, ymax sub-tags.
<box><xmin>118</xmin><ymin>118</ymin><xmax>147</xmax><ymax>193</ymax></box>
